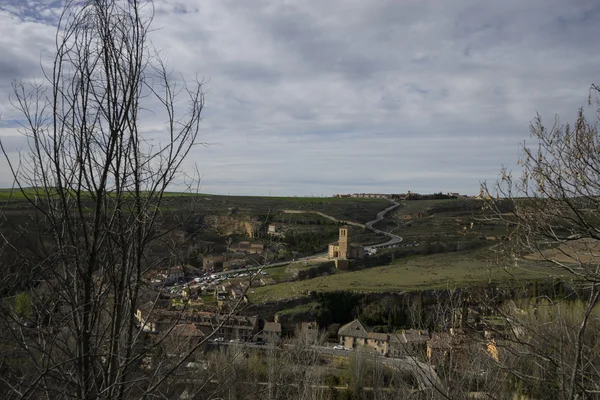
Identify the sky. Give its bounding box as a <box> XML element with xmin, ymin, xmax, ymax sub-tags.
<box><xmin>0</xmin><ymin>0</ymin><xmax>598</xmax><ymax>196</ymax></box>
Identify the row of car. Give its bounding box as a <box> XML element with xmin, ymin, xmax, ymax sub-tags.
<box><xmin>211</xmin><ymin>337</ymin><xmax>266</xmax><ymax>346</ymax></box>
<box><xmin>163</xmin><ymin>269</ymin><xmax>270</xmax><ymax>295</ymax></box>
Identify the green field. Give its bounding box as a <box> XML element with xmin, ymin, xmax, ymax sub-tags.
<box><xmin>372</xmin><ymin>198</ymin><xmax>507</xmax><ymax>245</ymax></box>
<box><xmin>0</xmin><ymin>189</ymin><xmax>390</xmax><ymax>222</ymax></box>
<box><xmin>183</xmin><ymin>195</ymin><xmax>389</xmax><ymax>223</ymax></box>
<box><xmin>249</xmin><ymin>248</ymin><xmax>561</xmax><ymax>303</ymax></box>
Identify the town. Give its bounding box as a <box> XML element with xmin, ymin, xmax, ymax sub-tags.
<box><xmin>115</xmin><ymin>197</ymin><xmax>540</xmax><ymax>395</ymax></box>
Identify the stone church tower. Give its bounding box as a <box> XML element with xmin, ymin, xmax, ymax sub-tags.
<box><xmin>338</xmin><ymin>227</ymin><xmax>349</xmax><ymax>259</ymax></box>
<box><xmin>328</xmin><ymin>226</ymin><xmax>364</xmax><ymax>269</ymax></box>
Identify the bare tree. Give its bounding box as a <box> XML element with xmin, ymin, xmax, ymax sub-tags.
<box><xmin>0</xmin><ymin>0</ymin><xmax>206</xmax><ymax>398</ymax></box>
<box><xmin>483</xmin><ymin>84</ymin><xmax>600</xmax><ymax>399</ymax></box>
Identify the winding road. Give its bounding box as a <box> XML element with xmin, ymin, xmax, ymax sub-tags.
<box><xmin>282</xmin><ymin>199</ymin><xmax>403</xmax><ymax>251</ymax></box>
<box><xmin>207</xmin><ymin>200</ymin><xmax>403</xmax><ymax>277</ymax></box>
<box><xmin>364</xmin><ymin>199</ymin><xmax>403</xmax><ymax>250</ymax></box>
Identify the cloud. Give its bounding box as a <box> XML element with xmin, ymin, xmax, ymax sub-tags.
<box><xmin>0</xmin><ymin>0</ymin><xmax>599</xmax><ymax>196</ymax></box>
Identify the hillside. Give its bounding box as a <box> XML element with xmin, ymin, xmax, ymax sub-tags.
<box><xmin>248</xmin><ymin>248</ymin><xmax>560</xmax><ymax>303</ymax></box>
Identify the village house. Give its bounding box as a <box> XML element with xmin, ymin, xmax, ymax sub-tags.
<box><xmin>426</xmin><ymin>329</ymin><xmax>470</xmax><ymax>366</ymax></box>
<box><xmin>215</xmin><ymin>290</ymin><xmax>228</xmax><ymax>302</ymax></box>
<box><xmin>165</xmin><ymin>265</ymin><xmax>185</xmax><ymax>284</ymax></box>
<box><xmin>207</xmin><ymin>314</ymin><xmax>259</xmax><ymax>342</ymax></box>
<box><xmin>337</xmin><ymin>319</ymin><xmax>429</xmax><ymax>358</ymax></box>
<box><xmin>136</xmin><ymin>301</ymin><xmax>178</xmax><ymax>333</ymax></box>
<box><xmin>388</xmin><ymin>329</ymin><xmax>430</xmax><ymax>357</ymax></box>
<box><xmin>300</xmin><ymin>321</ymin><xmax>319</xmax><ymax>343</ymax></box>
<box><xmin>204</xmin><ymin>252</ymin><xmax>261</xmax><ymax>272</ymax></box>
<box><xmin>238</xmin><ymin>280</ymin><xmax>262</xmax><ymax>289</ymax></box>
<box><xmin>146</xmin><ymin>265</ymin><xmax>186</xmax><ymax>285</ymax></box>
<box><xmin>337</xmin><ymin>320</ymin><xmax>388</xmax><ymax>354</ymax></box>
<box><xmin>228</xmin><ymin>241</ymin><xmax>265</xmax><ymax>255</ymax></box>
<box><xmin>267</xmin><ymin>223</ymin><xmax>287</xmax><ymax>236</ymax></box>
<box><xmin>137</xmin><ymin>301</ymin><xmax>159</xmax><ymax>332</ymax></box>
<box><xmin>163</xmin><ymin>323</ymin><xmax>206</xmax><ymax>358</ymax></box>
<box><xmin>203</xmin><ymin>254</ymin><xmax>225</xmax><ymax>271</ymax></box>
<box><xmin>222</xmin><ymin>258</ymin><xmax>245</xmax><ymax>270</ymax></box>
<box><xmin>230</xmin><ymin>286</ymin><xmax>246</xmax><ymax>300</ymax></box>
<box><xmin>135</xmin><ymin>302</ymin><xmax>259</xmax><ymax>342</ymax></box>
<box><xmin>173</xmin><ymin>289</ymin><xmax>204</xmax><ymax>309</ymax></box>
<box><xmin>427</xmin><ymin>333</ymin><xmax>452</xmax><ymax>365</ymax></box>
<box><xmin>260</xmin><ymin>321</ymin><xmax>282</xmax><ymax>344</ymax></box>
<box><xmin>260</xmin><ymin>277</ymin><xmax>276</xmax><ymax>286</ymax></box>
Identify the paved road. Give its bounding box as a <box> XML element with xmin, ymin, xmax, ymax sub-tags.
<box><xmin>364</xmin><ymin>200</ymin><xmax>403</xmax><ymax>250</ymax></box>
<box><xmin>209</xmin><ymin>200</ymin><xmax>402</xmax><ymax>279</ymax></box>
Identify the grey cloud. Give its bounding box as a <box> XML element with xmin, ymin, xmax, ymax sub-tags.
<box><xmin>0</xmin><ymin>134</ymin><xmax>29</xmax><ymax>161</ymax></box>
<box><xmin>222</xmin><ymin>62</ymin><xmax>281</xmax><ymax>84</ymax></box>
<box><xmin>0</xmin><ymin>0</ymin><xmax>599</xmax><ymax>195</ymax></box>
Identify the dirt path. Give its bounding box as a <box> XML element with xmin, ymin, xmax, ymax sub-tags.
<box><xmin>281</xmin><ymin>209</ymin><xmax>366</xmax><ymax>228</ymax></box>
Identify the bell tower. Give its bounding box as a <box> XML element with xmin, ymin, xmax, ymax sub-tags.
<box><xmin>338</xmin><ymin>227</ymin><xmax>349</xmax><ymax>259</ymax></box>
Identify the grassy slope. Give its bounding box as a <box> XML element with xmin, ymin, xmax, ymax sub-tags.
<box><xmin>186</xmin><ymin>195</ymin><xmax>389</xmax><ymax>223</ymax></box>
<box><xmin>249</xmin><ymin>248</ymin><xmax>561</xmax><ymax>303</ymax></box>
<box><xmin>0</xmin><ymin>190</ymin><xmax>389</xmax><ymax>222</ymax></box>
<box><xmin>374</xmin><ymin>198</ymin><xmax>509</xmax><ymax>244</ymax></box>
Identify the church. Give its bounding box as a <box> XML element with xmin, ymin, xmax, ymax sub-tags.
<box><xmin>328</xmin><ymin>226</ymin><xmax>364</xmax><ymax>269</ymax></box>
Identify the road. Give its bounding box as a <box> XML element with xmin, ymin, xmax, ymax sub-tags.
<box><xmin>208</xmin><ymin>199</ymin><xmax>402</xmax><ymax>278</ymax></box>
<box><xmin>282</xmin><ymin>200</ymin><xmax>402</xmax><ymax>251</ymax></box>
<box><xmin>364</xmin><ymin>200</ymin><xmax>403</xmax><ymax>250</ymax></box>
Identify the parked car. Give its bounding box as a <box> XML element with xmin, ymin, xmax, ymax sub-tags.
<box><xmin>213</xmin><ymin>337</ymin><xmax>225</xmax><ymax>342</ymax></box>
<box><xmin>333</xmin><ymin>345</ymin><xmax>344</xmax><ymax>350</ymax></box>
<box><xmin>255</xmin><ymin>340</ymin><xmax>265</xmax><ymax>346</ymax></box>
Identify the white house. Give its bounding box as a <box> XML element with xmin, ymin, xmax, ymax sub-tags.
<box><xmin>163</xmin><ymin>265</ymin><xmax>185</xmax><ymax>285</ymax></box>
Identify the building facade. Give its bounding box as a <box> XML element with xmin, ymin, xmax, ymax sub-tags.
<box><xmin>337</xmin><ymin>319</ymin><xmax>429</xmax><ymax>358</ymax></box>
<box><xmin>328</xmin><ymin>227</ymin><xmax>365</xmax><ymax>262</ymax></box>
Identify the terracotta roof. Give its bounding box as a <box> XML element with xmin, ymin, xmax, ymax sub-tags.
<box><xmin>263</xmin><ymin>322</ymin><xmax>282</xmax><ymax>333</ymax></box>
